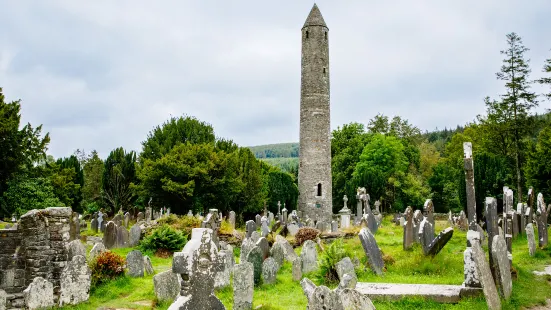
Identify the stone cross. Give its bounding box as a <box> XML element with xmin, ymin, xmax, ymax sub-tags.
<box><xmin>339</xmin><ymin>195</ymin><xmax>351</xmax><ymax>229</ymax></box>
<box><xmin>97</xmin><ymin>211</ymin><xmax>104</xmax><ymax>231</ymax></box>
<box><xmin>463</xmin><ymin>142</ymin><xmax>477</xmax><ymax>233</ymax></box>
<box><xmin>281</xmin><ymin>202</ymin><xmax>287</xmax><ymax>225</ymax></box>
<box><xmin>343</xmin><ymin>195</ymin><xmax>348</xmax><ymax>210</ymax></box>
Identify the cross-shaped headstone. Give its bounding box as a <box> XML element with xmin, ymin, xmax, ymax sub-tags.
<box><xmin>97</xmin><ymin>211</ymin><xmax>104</xmax><ymax>228</ymax></box>
<box><xmin>343</xmin><ymin>195</ymin><xmax>348</xmax><ymax>209</ymax></box>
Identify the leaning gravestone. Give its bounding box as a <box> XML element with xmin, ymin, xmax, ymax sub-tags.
<box><xmin>301</xmin><ymin>240</ymin><xmax>319</xmax><ymax>274</ymax></box>
<box><xmin>358</xmin><ymin>228</ymin><xmax>384</xmax><ymax>276</ymax></box>
<box><xmin>425</xmin><ymin>227</ymin><xmax>454</xmax><ymax>256</ymax></box>
<box><xmin>526</xmin><ymin>223</ymin><xmax>536</xmax><ymax>257</ymax></box>
<box><xmin>24</xmin><ymin>277</ymin><xmax>55</xmax><ymax>310</ymax></box>
<box><xmin>129</xmin><ymin>224</ymin><xmax>142</xmax><ymax>247</ymax></box>
<box><xmin>287</xmin><ymin>223</ymin><xmax>300</xmax><ymax>236</ymax></box>
<box><xmin>154</xmin><ymin>270</ymin><xmax>181</xmax><ymax>302</ymax></box>
<box><xmin>59</xmin><ymin>255</ymin><xmax>91</xmax><ymax>306</ymax></box>
<box><xmin>233</xmin><ymin>263</ymin><xmax>254</xmax><ymax>310</ymax></box>
<box><xmin>124</xmin><ymin>212</ymin><xmax>130</xmax><ymax>228</ymax></box>
<box><xmin>275</xmin><ymin>235</ymin><xmax>298</xmax><ymax>262</ymax></box>
<box><xmin>144</xmin><ymin>255</ymin><xmax>155</xmax><ymax>275</ymax></box>
<box><xmin>335</xmin><ymin>257</ymin><xmax>357</xmax><ymax>288</ymax></box>
<box><xmin>491</xmin><ymin>235</ymin><xmax>512</xmax><ymax>299</ymax></box>
<box><xmin>67</xmin><ymin>239</ymin><xmax>87</xmax><ymax>260</ymax></box>
<box><xmin>418</xmin><ymin>218</ymin><xmax>434</xmax><ymax>254</ymax></box>
<box><xmin>103</xmin><ymin>221</ymin><xmax>118</xmax><ymax>249</ymax></box>
<box><xmin>246</xmin><ymin>246</ymin><xmax>263</xmax><ymax>285</ymax></box>
<box><xmin>126</xmin><ymin>250</ymin><xmax>144</xmax><ymax>277</ymax></box>
<box><xmin>256</xmin><ymin>237</ymin><xmax>270</xmax><ymax>260</ymax></box>
<box><xmin>137</xmin><ymin>212</ymin><xmax>144</xmax><ymax>222</ymax></box>
<box><xmin>472</xmin><ymin>240</ymin><xmax>501</xmax><ymax>310</ymax></box>
<box><xmin>262</xmin><ymin>257</ymin><xmax>278</xmax><ymax>284</ymax></box>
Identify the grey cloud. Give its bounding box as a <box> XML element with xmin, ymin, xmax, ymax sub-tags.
<box><xmin>0</xmin><ymin>0</ymin><xmax>550</xmax><ymax>158</ymax></box>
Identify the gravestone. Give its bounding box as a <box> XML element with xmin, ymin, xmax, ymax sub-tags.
<box><xmin>281</xmin><ymin>202</ymin><xmax>288</xmax><ymax>225</ymax></box>
<box><xmin>113</xmin><ymin>214</ymin><xmax>123</xmax><ymax>227</ymax></box>
<box><xmin>536</xmin><ymin>193</ymin><xmax>548</xmax><ymax>248</ymax></box>
<box><xmin>89</xmin><ymin>242</ymin><xmax>105</xmax><ymax>261</ymax></box>
<box><xmin>301</xmin><ymin>278</ymin><xmax>345</xmax><ymax>310</ymax></box>
<box><xmin>124</xmin><ymin>212</ymin><xmax>130</xmax><ymax>228</ymax></box>
<box><xmin>256</xmin><ymin>237</ymin><xmax>270</xmax><ymax>260</ymax></box>
<box><xmin>331</xmin><ymin>221</ymin><xmax>338</xmax><ymax>233</ymax></box>
<box><xmin>356</xmin><ymin>188</ymin><xmax>363</xmax><ymax>222</ymax></box>
<box><xmin>116</xmin><ymin>225</ymin><xmax>129</xmax><ymax>248</ymax></box>
<box><xmin>339</xmin><ymin>195</ymin><xmax>352</xmax><ymax>229</ymax></box>
<box><xmin>335</xmin><ymin>257</ymin><xmax>357</xmax><ymax>288</ymax></box>
<box><xmin>201</xmin><ymin>209</ymin><xmax>222</xmax><ymax>247</ymax></box>
<box><xmin>262</xmin><ymin>257</ymin><xmax>278</xmax><ymax>284</ymax></box>
<box><xmin>292</xmin><ymin>257</ymin><xmax>303</xmax><ymax>281</ymax></box>
<box><xmin>275</xmin><ymin>235</ymin><xmax>298</xmax><ymax>262</ymax></box>
<box><xmin>154</xmin><ymin>270</ymin><xmax>181</xmax><ymax>302</ymax></box>
<box><xmin>59</xmin><ymin>255</ymin><xmax>91</xmax><ymax>306</ymax></box>
<box><xmin>144</xmin><ymin>255</ymin><xmax>155</xmax><ymax>275</ymax></box>
<box><xmin>240</xmin><ymin>238</ymin><xmax>255</xmax><ymax>265</ymax></box>
<box><xmin>233</xmin><ymin>263</ymin><xmax>254</xmax><ymax>310</ymax></box>
<box><xmin>403</xmin><ymin>206</ymin><xmax>414</xmax><ymax>250</ymax></box>
<box><xmin>463</xmin><ymin>142</ymin><xmax>478</xmax><ymax>232</ymax></box>
<box><xmin>463</xmin><ymin>230</ymin><xmax>480</xmax><ymax>288</ymax></box>
<box><xmin>359</xmin><ymin>228</ymin><xmax>384</xmax><ymax>276</ymax></box>
<box><xmin>491</xmin><ymin>235</ymin><xmax>512</xmax><ymax>299</ymax></box>
<box><xmin>127</xmin><ymin>250</ymin><xmax>144</xmax><ymax>277</ymax></box>
<box><xmin>170</xmin><ymin>228</ymin><xmax>225</xmax><ymax>310</ymax></box>
<box><xmin>301</xmin><ymin>240</ymin><xmax>319</xmax><ymax>274</ymax></box>
<box><xmin>245</xmin><ymin>220</ymin><xmax>256</xmax><ymax>239</ymax></box>
<box><xmin>67</xmin><ymin>239</ymin><xmax>87</xmax><ymax>260</ymax></box>
<box><xmin>412</xmin><ymin>210</ymin><xmax>423</xmax><ymax>244</ymax></box>
<box><xmin>260</xmin><ymin>216</ymin><xmax>270</xmax><ymax>237</ymax></box>
<box><xmin>457</xmin><ymin>211</ymin><xmax>468</xmax><ymax>231</ymax></box>
<box><xmin>270</xmin><ymin>242</ymin><xmax>285</xmax><ymax>268</ymax></box>
<box><xmin>472</xmin><ymin>240</ymin><xmax>501</xmax><ymax>310</ymax></box>
<box><xmin>97</xmin><ymin>211</ymin><xmax>104</xmax><ymax>232</ymax></box>
<box><xmin>145</xmin><ymin>207</ymin><xmax>152</xmax><ymax>224</ymax></box>
<box><xmin>268</xmin><ymin>212</ymin><xmax>274</xmax><ymax>224</ymax></box>
<box><xmin>517</xmin><ymin>203</ymin><xmax>525</xmax><ymax>236</ymax></box>
<box><xmin>423</xmin><ymin>199</ymin><xmax>435</xmax><ymax>228</ymax></box>
<box><xmin>418</xmin><ymin>218</ymin><xmax>434</xmax><ymax>253</ymax></box>
<box><xmin>527</xmin><ymin>188</ymin><xmax>535</xmax><ymax>227</ymax></box>
<box><xmin>137</xmin><ymin>212</ymin><xmax>144</xmax><ymax>222</ymax></box>
<box><xmin>485</xmin><ymin>197</ymin><xmax>499</xmax><ymax>279</ymax></box>
<box><xmin>246</xmin><ymin>246</ymin><xmax>263</xmax><ymax>285</ymax></box>
<box><xmin>91</xmin><ymin>217</ymin><xmax>98</xmax><ymax>234</ymax></box>
<box><xmin>103</xmin><ymin>221</ymin><xmax>117</xmax><ymax>249</ymax></box>
<box><xmin>70</xmin><ymin>212</ymin><xmax>81</xmax><ymax>241</ymax></box>
<box><xmin>215</xmin><ymin>250</ymin><xmax>233</xmax><ymax>289</ymax></box>
<box><xmin>229</xmin><ymin>211</ymin><xmax>236</xmax><ymax>231</ymax></box>
<box><xmin>425</xmin><ymin>227</ymin><xmax>454</xmax><ymax>256</ymax></box>
<box><xmin>287</xmin><ymin>223</ymin><xmax>300</xmax><ymax>236</ymax></box>
<box><xmin>255</xmin><ymin>214</ymin><xmax>262</xmax><ymax>227</ymax></box>
<box><xmin>129</xmin><ymin>224</ymin><xmax>142</xmax><ymax>247</ymax></box>
<box><xmin>526</xmin><ymin>223</ymin><xmax>536</xmax><ymax>257</ymax></box>
<box><xmin>23</xmin><ymin>277</ymin><xmax>54</xmax><ymax>310</ymax></box>
<box><xmin>250</xmin><ymin>231</ymin><xmax>260</xmax><ymax>244</ymax></box>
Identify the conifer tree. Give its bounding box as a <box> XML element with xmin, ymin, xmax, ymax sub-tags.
<box><xmin>537</xmin><ymin>51</ymin><xmax>551</xmax><ymax>101</ymax></box>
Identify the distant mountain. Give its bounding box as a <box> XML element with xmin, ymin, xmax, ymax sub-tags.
<box><xmin>248</xmin><ymin>143</ymin><xmax>299</xmax><ymax>159</ymax></box>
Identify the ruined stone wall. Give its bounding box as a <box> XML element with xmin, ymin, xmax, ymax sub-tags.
<box><xmin>0</xmin><ymin>229</ymin><xmax>25</xmax><ymax>294</ymax></box>
<box><xmin>298</xmin><ymin>6</ymin><xmax>333</xmax><ymax>223</ymax></box>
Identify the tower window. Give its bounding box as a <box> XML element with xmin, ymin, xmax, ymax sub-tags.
<box><xmin>317</xmin><ymin>183</ymin><xmax>322</xmax><ymax>196</ymax></box>
<box><xmin>325</xmin><ymin>32</ymin><xmax>327</xmax><ymax>40</ymax></box>
<box><xmin>306</xmin><ymin>31</ymin><xmax>309</xmax><ymax>39</ymax></box>
<box><xmin>323</xmin><ymin>68</ymin><xmax>326</xmax><ymax>75</ymax></box>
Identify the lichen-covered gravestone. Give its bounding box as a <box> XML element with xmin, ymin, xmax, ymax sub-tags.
<box><xmin>239</xmin><ymin>238</ymin><xmax>255</xmax><ymax>265</ymax></box>
<box><xmin>262</xmin><ymin>257</ymin><xmax>278</xmax><ymax>284</ymax></box>
<box><xmin>270</xmin><ymin>242</ymin><xmax>285</xmax><ymax>269</ymax></box>
<box><xmin>144</xmin><ymin>255</ymin><xmax>155</xmax><ymax>275</ymax></box>
<box><xmin>301</xmin><ymin>240</ymin><xmax>318</xmax><ymax>274</ymax></box>
<box><xmin>129</xmin><ymin>224</ymin><xmax>142</xmax><ymax>247</ymax></box>
<box><xmin>67</xmin><ymin>239</ymin><xmax>87</xmax><ymax>260</ymax></box>
<box><xmin>275</xmin><ymin>235</ymin><xmax>298</xmax><ymax>262</ymax></box>
<box><xmin>233</xmin><ymin>263</ymin><xmax>254</xmax><ymax>310</ymax></box>
<box><xmin>301</xmin><ymin>278</ymin><xmax>344</xmax><ymax>310</ymax></box>
<box><xmin>103</xmin><ymin>221</ymin><xmax>118</xmax><ymax>249</ymax></box>
<box><xmin>403</xmin><ymin>206</ymin><xmax>414</xmax><ymax>250</ymax></box>
<box><xmin>246</xmin><ymin>246</ymin><xmax>263</xmax><ymax>285</ymax></box>
<box><xmin>335</xmin><ymin>257</ymin><xmax>357</xmax><ymax>288</ymax></box>
<box><xmin>292</xmin><ymin>257</ymin><xmax>303</xmax><ymax>281</ymax></box>
<box><xmin>59</xmin><ymin>255</ymin><xmax>92</xmax><ymax>306</ymax></box>
<box><xmin>228</xmin><ymin>211</ymin><xmax>236</xmax><ymax>231</ymax></box>
<box><xmin>127</xmin><ymin>250</ymin><xmax>144</xmax><ymax>277</ymax></box>
<box><xmin>472</xmin><ymin>240</ymin><xmax>501</xmax><ymax>310</ymax></box>
<box><xmin>89</xmin><ymin>242</ymin><xmax>105</xmax><ymax>261</ymax></box>
<box><xmin>526</xmin><ymin>223</ymin><xmax>536</xmax><ymax>256</ymax></box>
<box><xmin>24</xmin><ymin>277</ymin><xmax>54</xmax><ymax>310</ymax></box>
<box><xmin>256</xmin><ymin>237</ymin><xmax>270</xmax><ymax>260</ymax></box>
<box><xmin>169</xmin><ymin>228</ymin><xmax>225</xmax><ymax>310</ymax></box>
<box><xmin>491</xmin><ymin>235</ymin><xmax>512</xmax><ymax>299</ymax></box>
<box><xmin>215</xmin><ymin>250</ymin><xmax>234</xmax><ymax>289</ymax></box>
<box><xmin>154</xmin><ymin>270</ymin><xmax>181</xmax><ymax>302</ymax></box>
<box><xmin>358</xmin><ymin>228</ymin><xmax>384</xmax><ymax>276</ymax></box>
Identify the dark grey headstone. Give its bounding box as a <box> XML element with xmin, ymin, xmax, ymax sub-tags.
<box><xmin>126</xmin><ymin>250</ymin><xmax>144</xmax><ymax>277</ymax></box>
<box><xmin>153</xmin><ymin>270</ymin><xmax>180</xmax><ymax>302</ymax></box>
<box><xmin>246</xmin><ymin>246</ymin><xmax>263</xmax><ymax>285</ymax></box>
<box><xmin>129</xmin><ymin>224</ymin><xmax>142</xmax><ymax>247</ymax></box>
<box><xmin>103</xmin><ymin>221</ymin><xmax>117</xmax><ymax>249</ymax></box>
<box><xmin>491</xmin><ymin>235</ymin><xmax>512</xmax><ymax>300</ymax></box>
<box><xmin>245</xmin><ymin>220</ymin><xmax>256</xmax><ymax>239</ymax></box>
<box><xmin>472</xmin><ymin>240</ymin><xmax>501</xmax><ymax>310</ymax></box>
<box><xmin>358</xmin><ymin>228</ymin><xmax>384</xmax><ymax>276</ymax></box>
<box><xmin>425</xmin><ymin>227</ymin><xmax>454</xmax><ymax>256</ymax></box>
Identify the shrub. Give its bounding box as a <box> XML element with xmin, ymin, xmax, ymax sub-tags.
<box><xmin>89</xmin><ymin>251</ymin><xmax>125</xmax><ymax>287</ymax></box>
<box><xmin>295</xmin><ymin>227</ymin><xmax>320</xmax><ymax>246</ymax></box>
<box><xmin>140</xmin><ymin>225</ymin><xmax>187</xmax><ymax>254</ymax></box>
<box><xmin>157</xmin><ymin>214</ymin><xmax>201</xmax><ymax>236</ymax></box>
<box><xmin>317</xmin><ymin>239</ymin><xmax>351</xmax><ymax>284</ymax></box>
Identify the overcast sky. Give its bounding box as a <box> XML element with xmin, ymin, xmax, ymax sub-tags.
<box><xmin>1</xmin><ymin>1</ymin><xmax>550</xmax><ymax>159</ymax></box>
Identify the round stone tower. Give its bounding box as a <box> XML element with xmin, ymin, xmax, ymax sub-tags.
<box><xmin>298</xmin><ymin>4</ymin><xmax>332</xmax><ymax>223</ymax></box>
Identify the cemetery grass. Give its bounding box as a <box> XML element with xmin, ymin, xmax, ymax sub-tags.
<box><xmin>65</xmin><ymin>217</ymin><xmax>551</xmax><ymax>309</ymax></box>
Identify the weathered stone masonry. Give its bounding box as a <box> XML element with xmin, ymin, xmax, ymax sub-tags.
<box><xmin>0</xmin><ymin>207</ymin><xmax>71</xmax><ymax>306</ymax></box>
<box><xmin>298</xmin><ymin>4</ymin><xmax>333</xmax><ymax>223</ymax></box>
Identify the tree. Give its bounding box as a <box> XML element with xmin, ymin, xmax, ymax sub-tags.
<box><xmin>102</xmin><ymin>147</ymin><xmax>137</xmax><ymax>215</ymax></box>
<box><xmin>137</xmin><ymin>143</ymin><xmax>241</xmax><ymax>215</ymax></box>
<box><xmin>140</xmin><ymin>115</ymin><xmax>216</xmax><ymax>161</ymax></box>
<box><xmin>537</xmin><ymin>51</ymin><xmax>551</xmax><ymax>101</ymax></box>
<box><xmin>0</xmin><ymin>88</ymin><xmax>50</xmax><ymax>205</ymax></box>
<box><xmin>525</xmin><ymin>125</ymin><xmax>551</xmax><ymax>198</ymax></box>
<box><xmin>82</xmin><ymin>150</ymin><xmax>104</xmax><ymax>212</ymax></box>
<box><xmin>492</xmin><ymin>32</ymin><xmax>538</xmax><ymax>201</ymax></box>
<box><xmin>2</xmin><ymin>175</ymin><xmax>61</xmax><ymax>216</ymax></box>
<box><xmin>265</xmin><ymin>169</ymin><xmax>299</xmax><ymax>213</ymax></box>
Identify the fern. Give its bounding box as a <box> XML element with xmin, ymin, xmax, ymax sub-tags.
<box><xmin>317</xmin><ymin>238</ymin><xmax>351</xmax><ymax>285</ymax></box>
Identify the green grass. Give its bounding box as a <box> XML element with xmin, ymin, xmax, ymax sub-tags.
<box><xmin>64</xmin><ymin>216</ymin><xmax>551</xmax><ymax>310</ymax></box>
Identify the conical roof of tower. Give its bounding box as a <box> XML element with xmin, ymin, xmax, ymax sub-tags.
<box><xmin>303</xmin><ymin>4</ymin><xmax>327</xmax><ymax>29</ymax></box>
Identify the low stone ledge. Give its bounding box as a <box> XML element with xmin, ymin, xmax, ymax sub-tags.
<box><xmin>355</xmin><ymin>282</ymin><xmax>482</xmax><ymax>303</ymax></box>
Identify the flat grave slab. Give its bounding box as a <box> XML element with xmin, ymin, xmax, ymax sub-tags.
<box><xmin>355</xmin><ymin>282</ymin><xmax>482</xmax><ymax>303</ymax></box>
